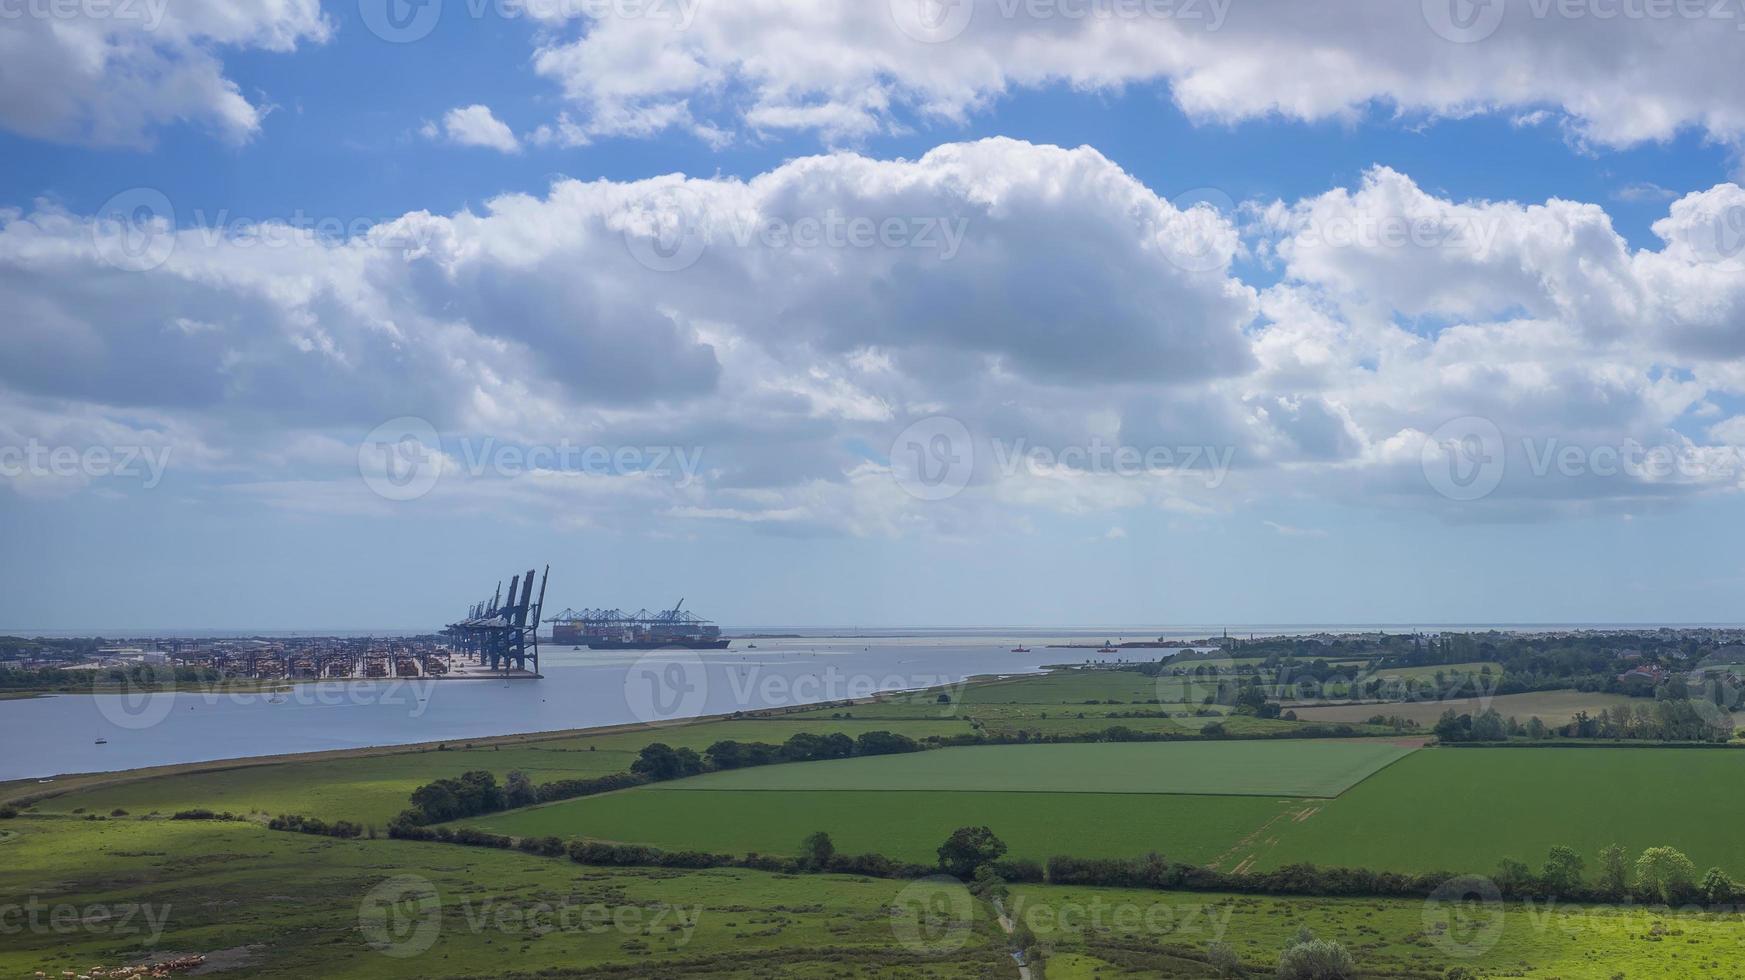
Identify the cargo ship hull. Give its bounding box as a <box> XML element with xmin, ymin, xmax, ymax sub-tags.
<box><xmin>584</xmin><ymin>638</ymin><xmax>730</xmax><ymax>650</ymax></box>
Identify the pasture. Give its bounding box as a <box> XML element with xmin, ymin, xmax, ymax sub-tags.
<box><xmin>0</xmin><ymin>817</ymin><xmax>1006</xmax><ymax>979</ymax></box>
<box><xmin>1013</xmin><ymin>883</ymin><xmax>1745</xmax><ymax>979</ymax></box>
<box><xmin>1259</xmin><ymin>747</ymin><xmax>1745</xmax><ymax>877</ymax></box>
<box><xmin>1289</xmin><ymin>690</ymin><xmax>1642</xmax><ymax>727</ymax></box>
<box><xmin>656</xmin><ymin>739</ymin><xmax>1422</xmax><ymax>798</ymax></box>
<box><xmin>465</xmin><ymin>789</ymin><xmax>1302</xmax><ymax>865</ymax></box>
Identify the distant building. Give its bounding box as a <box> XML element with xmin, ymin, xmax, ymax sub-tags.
<box><xmin>1617</xmin><ymin>665</ymin><xmax>1668</xmax><ymax>685</ymax></box>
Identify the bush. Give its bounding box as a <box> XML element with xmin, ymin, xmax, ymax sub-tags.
<box><xmin>0</xmin><ymin>806</ymin><xmax>17</xmax><ymax>819</ymax></box>
<box><xmin>1276</xmin><ymin>938</ymin><xmax>1355</xmax><ymax>979</ymax></box>
<box><xmin>1207</xmin><ymin>941</ymin><xmax>1243</xmax><ymax>977</ymax></box>
<box><xmin>268</xmin><ymin>813</ymin><xmax>363</xmax><ymax>838</ymax></box>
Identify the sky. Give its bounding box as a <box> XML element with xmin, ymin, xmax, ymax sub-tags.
<box><xmin>3</xmin><ymin>0</ymin><xmax>1745</xmax><ymax>630</ymax></box>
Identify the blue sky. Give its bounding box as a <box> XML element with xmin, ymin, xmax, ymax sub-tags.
<box><xmin>3</xmin><ymin>1</ymin><xmax>1745</xmax><ymax>630</ymax></box>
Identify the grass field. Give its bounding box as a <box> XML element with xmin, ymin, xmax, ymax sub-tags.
<box><xmin>654</xmin><ymin>740</ymin><xmax>1422</xmax><ymax>798</ymax></box>
<box><xmin>1256</xmin><ymin>747</ymin><xmax>1745</xmax><ymax>877</ymax></box>
<box><xmin>1013</xmin><ymin>883</ymin><xmax>1745</xmax><ymax>979</ymax></box>
<box><xmin>465</xmin><ymin>789</ymin><xmax>1303</xmax><ymax>865</ymax></box>
<box><xmin>1290</xmin><ymin>690</ymin><xmax>1642</xmax><ymax>727</ymax></box>
<box><xmin>0</xmin><ymin>817</ymin><xmax>1006</xmax><ymax>979</ymax></box>
<box><xmin>1356</xmin><ymin>661</ymin><xmax>1504</xmax><ymax>684</ymax></box>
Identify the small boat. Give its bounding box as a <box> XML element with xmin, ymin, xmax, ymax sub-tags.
<box><xmin>94</xmin><ymin>738</ymin><xmax>108</xmax><ymax>745</ymax></box>
<box><xmin>1010</xmin><ymin>646</ymin><xmax>1030</xmax><ymax>653</ymax></box>
<box><xmin>1097</xmin><ymin>646</ymin><xmax>1118</xmax><ymax>653</ymax></box>
<box><xmin>747</xmin><ymin>644</ymin><xmax>758</xmax><ymax>649</ymax></box>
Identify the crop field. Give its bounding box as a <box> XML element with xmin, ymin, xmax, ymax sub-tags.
<box><xmin>1257</xmin><ymin>747</ymin><xmax>1745</xmax><ymax>877</ymax></box>
<box><xmin>654</xmin><ymin>740</ymin><xmax>1422</xmax><ymax>798</ymax></box>
<box><xmin>1356</xmin><ymin>661</ymin><xmax>1504</xmax><ymax>684</ymax></box>
<box><xmin>1011</xmin><ymin>883</ymin><xmax>1745</xmax><ymax>979</ymax></box>
<box><xmin>0</xmin><ymin>817</ymin><xmax>1007</xmax><ymax>979</ymax></box>
<box><xmin>1289</xmin><ymin>690</ymin><xmax>1642</xmax><ymax>726</ymax></box>
<box><xmin>466</xmin><ymin>789</ymin><xmax>1303</xmax><ymax>865</ymax></box>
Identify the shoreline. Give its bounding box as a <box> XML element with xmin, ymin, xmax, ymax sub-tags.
<box><xmin>0</xmin><ymin>670</ymin><xmax>1022</xmax><ymax>806</ymax></box>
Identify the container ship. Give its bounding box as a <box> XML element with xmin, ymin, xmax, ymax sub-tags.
<box><xmin>547</xmin><ymin>599</ymin><xmax>730</xmax><ymax>650</ymax></box>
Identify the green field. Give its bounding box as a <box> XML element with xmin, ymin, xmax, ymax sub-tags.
<box><xmin>1014</xmin><ymin>883</ymin><xmax>1745</xmax><ymax>979</ymax></box>
<box><xmin>653</xmin><ymin>740</ymin><xmax>1421</xmax><ymax>798</ymax></box>
<box><xmin>0</xmin><ymin>817</ymin><xmax>1006</xmax><ymax>979</ymax></box>
<box><xmin>1258</xmin><ymin>747</ymin><xmax>1745</xmax><ymax>877</ymax></box>
<box><xmin>466</xmin><ymin>789</ymin><xmax>1303</xmax><ymax>865</ymax></box>
<box><xmin>1290</xmin><ymin>690</ymin><xmax>1642</xmax><ymax>727</ymax></box>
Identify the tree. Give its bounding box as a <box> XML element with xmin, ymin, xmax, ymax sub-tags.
<box><xmin>1541</xmin><ymin>845</ymin><xmax>1585</xmax><ymax>895</ymax></box>
<box><xmin>1470</xmin><ymin>709</ymin><xmax>1506</xmax><ymax>742</ymax></box>
<box><xmin>1494</xmin><ymin>858</ymin><xmax>1535</xmax><ymax>895</ymax></box>
<box><xmin>799</xmin><ymin>831</ymin><xmax>835</xmax><ymax>870</ymax></box>
<box><xmin>1597</xmin><ymin>844</ymin><xmax>1630</xmax><ymax>898</ymax></box>
<box><xmin>1635</xmin><ymin>846</ymin><xmax>1698</xmax><ymax>903</ymax></box>
<box><xmin>1702</xmin><ymin>867</ymin><xmax>1737</xmax><ymax>905</ymax></box>
<box><xmin>631</xmin><ymin>743</ymin><xmax>704</xmax><ymax>781</ymax></box>
<box><xmin>1525</xmin><ymin>717</ymin><xmax>1548</xmax><ymax>740</ymax></box>
<box><xmin>937</xmin><ymin>826</ymin><xmax>1008</xmax><ymax>879</ymax></box>
<box><xmin>854</xmin><ymin>730</ymin><xmax>920</xmax><ymax>756</ymax></box>
<box><xmin>504</xmin><ymin>770</ymin><xmax>537</xmax><ymax>809</ymax></box>
<box><xmin>1433</xmin><ymin>709</ymin><xmax>1471</xmax><ymax>743</ymax></box>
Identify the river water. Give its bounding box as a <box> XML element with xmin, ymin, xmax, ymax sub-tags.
<box><xmin>0</xmin><ymin>622</ymin><xmax>1650</xmax><ymax>781</ymax></box>
<box><xmin>0</xmin><ymin>631</ymin><xmax>1202</xmax><ymax>781</ymax></box>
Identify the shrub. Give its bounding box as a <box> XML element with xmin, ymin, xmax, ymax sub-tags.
<box><xmin>1207</xmin><ymin>941</ymin><xmax>1243</xmax><ymax>977</ymax></box>
<box><xmin>0</xmin><ymin>806</ymin><xmax>17</xmax><ymax>820</ymax></box>
<box><xmin>1276</xmin><ymin>938</ymin><xmax>1355</xmax><ymax>979</ymax></box>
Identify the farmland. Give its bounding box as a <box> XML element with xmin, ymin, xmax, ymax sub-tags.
<box><xmin>9</xmin><ymin>646</ymin><xmax>1745</xmax><ymax>979</ymax></box>
<box><xmin>653</xmin><ymin>739</ymin><xmax>1422</xmax><ymax>797</ymax></box>
<box><xmin>469</xmin><ymin>789</ymin><xmax>1302</xmax><ymax>864</ymax></box>
<box><xmin>1289</xmin><ymin>690</ymin><xmax>1642</xmax><ymax>727</ymax></box>
<box><xmin>1257</xmin><ymin>747</ymin><xmax>1745</xmax><ymax>877</ymax></box>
